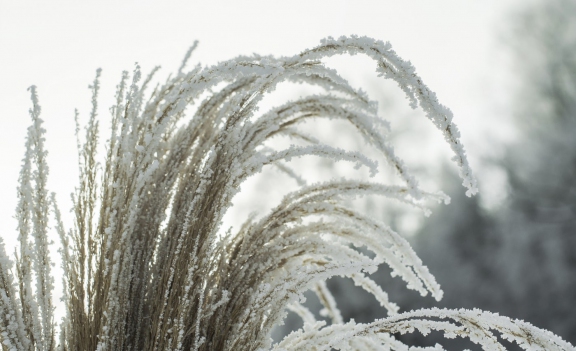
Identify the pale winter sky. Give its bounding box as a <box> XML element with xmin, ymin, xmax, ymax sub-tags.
<box><xmin>0</xmin><ymin>1</ymin><xmax>524</xmax><ymax>249</ymax></box>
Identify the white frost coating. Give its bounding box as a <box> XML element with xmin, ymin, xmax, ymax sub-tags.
<box><xmin>349</xmin><ymin>273</ymin><xmax>399</xmax><ymax>315</ymax></box>
<box><xmin>273</xmin><ymin>308</ymin><xmax>575</xmax><ymax>351</ymax></box>
<box><xmin>296</xmin><ymin>36</ymin><xmax>478</xmax><ymax>196</ymax></box>
<box><xmin>0</xmin><ymin>37</ymin><xmax>569</xmax><ymax>351</ymax></box>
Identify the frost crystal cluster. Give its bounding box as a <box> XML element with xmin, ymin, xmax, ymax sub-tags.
<box><xmin>0</xmin><ymin>36</ymin><xmax>573</xmax><ymax>350</ymax></box>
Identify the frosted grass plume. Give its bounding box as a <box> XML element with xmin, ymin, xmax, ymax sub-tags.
<box><xmin>0</xmin><ymin>36</ymin><xmax>572</xmax><ymax>350</ymax></box>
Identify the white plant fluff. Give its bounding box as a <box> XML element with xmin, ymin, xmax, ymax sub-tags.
<box><xmin>0</xmin><ymin>36</ymin><xmax>573</xmax><ymax>351</ymax></box>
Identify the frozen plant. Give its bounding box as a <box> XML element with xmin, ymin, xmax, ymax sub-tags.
<box><xmin>0</xmin><ymin>36</ymin><xmax>573</xmax><ymax>350</ymax></box>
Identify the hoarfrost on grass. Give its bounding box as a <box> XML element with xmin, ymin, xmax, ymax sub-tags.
<box><xmin>0</xmin><ymin>36</ymin><xmax>572</xmax><ymax>350</ymax></box>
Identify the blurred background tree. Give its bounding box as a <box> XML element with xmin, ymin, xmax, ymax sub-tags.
<box><xmin>316</xmin><ymin>0</ymin><xmax>576</xmax><ymax>347</ymax></box>
<box><xmin>492</xmin><ymin>0</ymin><xmax>576</xmax><ymax>338</ymax></box>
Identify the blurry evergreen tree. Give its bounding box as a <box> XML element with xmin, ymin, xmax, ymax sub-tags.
<box><xmin>493</xmin><ymin>0</ymin><xmax>576</xmax><ymax>339</ymax></box>
<box><xmin>326</xmin><ymin>0</ymin><xmax>576</xmax><ymax>347</ymax></box>
<box><xmin>411</xmin><ymin>0</ymin><xmax>576</xmax><ymax>343</ymax></box>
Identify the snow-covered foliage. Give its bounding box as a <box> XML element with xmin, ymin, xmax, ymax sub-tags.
<box><xmin>0</xmin><ymin>36</ymin><xmax>573</xmax><ymax>350</ymax></box>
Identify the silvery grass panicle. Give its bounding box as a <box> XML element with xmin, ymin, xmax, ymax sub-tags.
<box><xmin>0</xmin><ymin>36</ymin><xmax>574</xmax><ymax>351</ymax></box>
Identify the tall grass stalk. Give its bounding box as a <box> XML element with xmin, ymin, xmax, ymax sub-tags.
<box><xmin>1</xmin><ymin>36</ymin><xmax>573</xmax><ymax>350</ymax></box>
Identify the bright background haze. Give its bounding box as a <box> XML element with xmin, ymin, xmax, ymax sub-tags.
<box><xmin>0</xmin><ymin>0</ymin><xmax>522</xmax><ymax>265</ymax></box>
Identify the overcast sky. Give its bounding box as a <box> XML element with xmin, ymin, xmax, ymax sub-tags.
<box><xmin>0</xmin><ymin>1</ymin><xmax>524</xmax><ymax>246</ymax></box>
